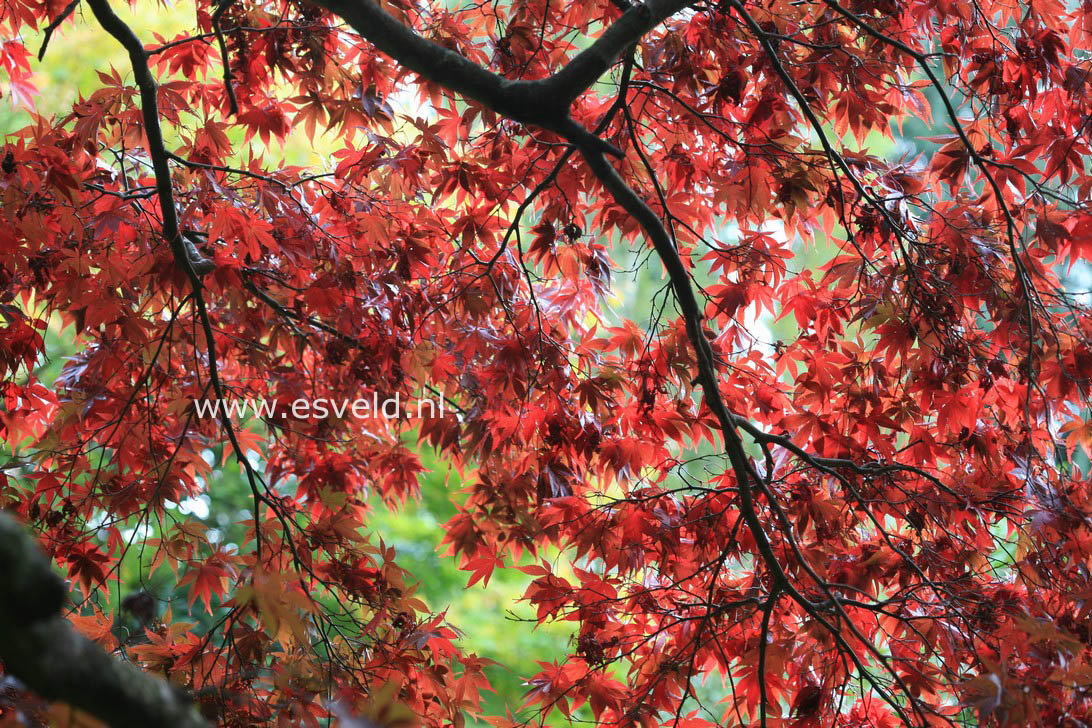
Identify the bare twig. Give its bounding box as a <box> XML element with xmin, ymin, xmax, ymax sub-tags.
<box><xmin>37</xmin><ymin>0</ymin><xmax>81</xmax><ymax>61</ymax></box>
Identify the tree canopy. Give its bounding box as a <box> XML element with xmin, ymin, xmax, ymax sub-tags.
<box><xmin>2</xmin><ymin>0</ymin><xmax>1092</xmax><ymax>725</ymax></box>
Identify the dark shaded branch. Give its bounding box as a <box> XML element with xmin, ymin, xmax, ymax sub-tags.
<box><xmin>572</xmin><ymin>134</ymin><xmax>920</xmax><ymax>728</ymax></box>
<box><xmin>0</xmin><ymin>511</ymin><xmax>210</xmax><ymax>728</ymax></box>
<box><xmin>211</xmin><ymin>0</ymin><xmax>239</xmax><ymax>116</ymax></box>
<box><xmin>83</xmin><ymin>0</ymin><xmax>213</xmax><ymax>281</ymax></box>
<box><xmin>309</xmin><ymin>0</ymin><xmax>690</xmax><ymax>150</ymax></box>
<box><xmin>38</xmin><ymin>0</ymin><xmax>81</xmax><ymax>60</ymax></box>
<box><xmin>576</xmin><ymin>146</ymin><xmax>786</xmax><ymax>584</ymax></box>
<box><xmin>477</xmin><ymin>45</ymin><xmax>637</xmax><ymax>277</ymax></box>
<box><xmin>85</xmin><ymin>0</ymin><xmax>270</xmax><ymax>564</ymax></box>
<box><xmin>757</xmin><ymin>583</ymin><xmax>782</xmax><ymax>728</ymax></box>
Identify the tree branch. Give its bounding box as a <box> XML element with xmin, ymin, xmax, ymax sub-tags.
<box><xmin>37</xmin><ymin>0</ymin><xmax>81</xmax><ymax>61</ymax></box>
<box><xmin>309</xmin><ymin>0</ymin><xmax>690</xmax><ymax>149</ymax></box>
<box><xmin>211</xmin><ymin>0</ymin><xmax>239</xmax><ymax>116</ymax></box>
<box><xmin>571</xmin><ymin>134</ymin><xmax>920</xmax><ymax>728</ymax></box>
<box><xmin>85</xmin><ymin>0</ymin><xmax>271</xmax><ymax>565</ymax></box>
<box><xmin>0</xmin><ymin>511</ymin><xmax>210</xmax><ymax>728</ymax></box>
<box><xmin>83</xmin><ymin>0</ymin><xmax>213</xmax><ymax>282</ymax></box>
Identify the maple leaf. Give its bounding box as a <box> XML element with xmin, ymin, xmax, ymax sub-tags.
<box><xmin>178</xmin><ymin>557</ymin><xmax>235</xmax><ymax>612</ymax></box>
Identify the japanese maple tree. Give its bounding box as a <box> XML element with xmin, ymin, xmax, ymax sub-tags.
<box><xmin>2</xmin><ymin>0</ymin><xmax>1092</xmax><ymax>724</ymax></box>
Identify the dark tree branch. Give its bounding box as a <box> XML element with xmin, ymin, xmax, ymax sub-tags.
<box><xmin>85</xmin><ymin>0</ymin><xmax>271</xmax><ymax>566</ymax></box>
<box><xmin>212</xmin><ymin>0</ymin><xmax>239</xmax><ymax>116</ymax></box>
<box><xmin>37</xmin><ymin>0</ymin><xmax>81</xmax><ymax>61</ymax></box>
<box><xmin>757</xmin><ymin>583</ymin><xmax>782</xmax><ymax>728</ymax></box>
<box><xmin>576</xmin><ymin>144</ymin><xmax>920</xmax><ymax>726</ymax></box>
<box><xmin>309</xmin><ymin>0</ymin><xmax>691</xmax><ymax>152</ymax></box>
<box><xmin>83</xmin><ymin>0</ymin><xmax>211</xmax><ymax>281</ymax></box>
<box><xmin>0</xmin><ymin>511</ymin><xmax>210</xmax><ymax>728</ymax></box>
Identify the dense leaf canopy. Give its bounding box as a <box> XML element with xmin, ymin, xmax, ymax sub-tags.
<box><xmin>2</xmin><ymin>0</ymin><xmax>1092</xmax><ymax>725</ymax></box>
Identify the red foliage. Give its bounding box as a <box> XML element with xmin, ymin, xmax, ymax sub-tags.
<box><xmin>2</xmin><ymin>0</ymin><xmax>1092</xmax><ymax>725</ymax></box>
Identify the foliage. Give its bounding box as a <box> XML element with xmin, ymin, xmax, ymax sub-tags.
<box><xmin>2</xmin><ymin>0</ymin><xmax>1092</xmax><ymax>725</ymax></box>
